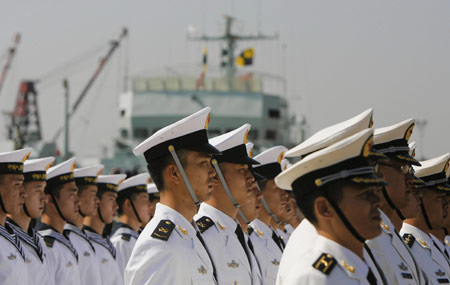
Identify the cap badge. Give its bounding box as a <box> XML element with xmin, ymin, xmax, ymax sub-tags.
<box><xmin>405</xmin><ymin>124</ymin><xmax>414</xmax><ymax>141</ymax></box>
<box><xmin>362</xmin><ymin>136</ymin><xmax>373</xmax><ymax>158</ymax></box>
<box><xmin>277</xmin><ymin>152</ymin><xmax>284</xmax><ymax>164</ymax></box>
<box><xmin>22</xmin><ymin>152</ymin><xmax>31</xmax><ymax>162</ymax></box>
<box><xmin>244</xmin><ymin>129</ymin><xmax>249</xmax><ymax>144</ymax></box>
<box><xmin>205</xmin><ymin>113</ymin><xmax>211</xmax><ymax>130</ymax></box>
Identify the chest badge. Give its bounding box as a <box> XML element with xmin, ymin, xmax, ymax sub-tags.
<box><xmin>66</xmin><ymin>261</ymin><xmax>73</xmax><ymax>268</ymax></box>
<box><xmin>341</xmin><ymin>260</ymin><xmax>355</xmax><ymax>273</ymax></box>
<box><xmin>7</xmin><ymin>254</ymin><xmax>16</xmax><ymax>261</ymax></box>
<box><xmin>197</xmin><ymin>265</ymin><xmax>207</xmax><ymax>274</ymax></box>
<box><xmin>271</xmin><ymin>259</ymin><xmax>280</xmax><ymax>265</ymax></box>
<box><xmin>398</xmin><ymin>262</ymin><xmax>408</xmax><ymax>271</ymax></box>
<box><xmin>227</xmin><ymin>260</ymin><xmax>240</xmax><ymax>268</ymax></box>
<box><xmin>83</xmin><ymin>251</ymin><xmax>91</xmax><ymax>257</ymax></box>
<box><xmin>436</xmin><ymin>269</ymin><xmax>446</xmax><ymax>277</ymax></box>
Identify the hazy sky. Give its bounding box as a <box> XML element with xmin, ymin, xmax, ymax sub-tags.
<box><xmin>1</xmin><ymin>0</ymin><xmax>449</xmax><ymax>162</ymax></box>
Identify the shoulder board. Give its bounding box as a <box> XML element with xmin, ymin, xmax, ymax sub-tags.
<box><xmin>196</xmin><ymin>216</ymin><xmax>215</xmax><ymax>234</ymax></box>
<box><xmin>121</xmin><ymin>233</ymin><xmax>131</xmax><ymax>241</ymax></box>
<box><xmin>43</xmin><ymin>236</ymin><xmax>56</xmax><ymax>248</ymax></box>
<box><xmin>402</xmin><ymin>233</ymin><xmax>415</xmax><ymax>248</ymax></box>
<box><xmin>151</xmin><ymin>220</ymin><xmax>175</xmax><ymax>241</ymax></box>
<box><xmin>312</xmin><ymin>253</ymin><xmax>337</xmax><ymax>275</ymax></box>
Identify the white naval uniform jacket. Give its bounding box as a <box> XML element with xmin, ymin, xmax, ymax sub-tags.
<box><xmin>110</xmin><ymin>223</ymin><xmax>139</xmax><ymax>274</ymax></box>
<box><xmin>38</xmin><ymin>223</ymin><xmax>81</xmax><ymax>285</ymax></box>
<box><xmin>401</xmin><ymin>223</ymin><xmax>450</xmax><ymax>284</ymax></box>
<box><xmin>281</xmin><ymin>234</ymin><xmax>375</xmax><ymax>284</ymax></box>
<box><xmin>249</xmin><ymin>218</ymin><xmax>283</xmax><ymax>285</ymax></box>
<box><xmin>0</xmin><ymin>223</ymin><xmax>29</xmax><ymax>285</ymax></box>
<box><xmin>245</xmin><ymin>229</ymin><xmax>263</xmax><ymax>285</ymax></box>
<box><xmin>7</xmin><ymin>219</ymin><xmax>53</xmax><ymax>285</ymax></box>
<box><xmin>125</xmin><ymin>203</ymin><xmax>216</xmax><ymax>285</ymax></box>
<box><xmin>276</xmin><ymin>219</ymin><xmax>384</xmax><ymax>285</ymax></box>
<box><xmin>83</xmin><ymin>225</ymin><xmax>123</xmax><ymax>285</ymax></box>
<box><xmin>64</xmin><ymin>223</ymin><xmax>102</xmax><ymax>285</ymax></box>
<box><xmin>365</xmin><ymin>209</ymin><xmax>422</xmax><ymax>284</ymax></box>
<box><xmin>195</xmin><ymin>203</ymin><xmax>252</xmax><ymax>285</ymax></box>
<box><xmin>445</xmin><ymin>236</ymin><xmax>450</xmax><ymax>260</ymax></box>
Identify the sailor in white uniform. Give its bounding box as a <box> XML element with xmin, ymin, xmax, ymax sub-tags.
<box><xmin>250</xmin><ymin>146</ymin><xmax>289</xmax><ymax>285</ymax></box>
<box><xmin>37</xmin><ymin>157</ymin><xmax>81</xmax><ymax>285</ymax></box>
<box><xmin>365</xmin><ymin>119</ymin><xmax>426</xmax><ymax>284</ymax></box>
<box><xmin>195</xmin><ymin>124</ymin><xmax>260</xmax><ymax>285</ymax></box>
<box><xmin>0</xmin><ymin>148</ymin><xmax>31</xmax><ymax>285</ymax></box>
<box><xmin>111</xmin><ymin>172</ymin><xmax>151</xmax><ymax>273</ymax></box>
<box><xmin>277</xmin><ymin>108</ymin><xmax>388</xmax><ymax>285</ymax></box>
<box><xmin>64</xmin><ymin>164</ymin><xmax>103</xmax><ymax>285</ymax></box>
<box><xmin>7</xmin><ymin>156</ymin><xmax>54</xmax><ymax>285</ymax></box>
<box><xmin>125</xmin><ymin>107</ymin><xmax>218</xmax><ymax>284</ymax></box>
<box><xmin>401</xmin><ymin>153</ymin><xmax>450</xmax><ymax>283</ymax></box>
<box><xmin>275</xmin><ymin>129</ymin><xmax>387</xmax><ymax>284</ymax></box>
<box><xmin>83</xmin><ymin>174</ymin><xmax>125</xmax><ymax>285</ymax></box>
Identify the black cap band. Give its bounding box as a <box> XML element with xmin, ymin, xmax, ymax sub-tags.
<box><xmin>0</xmin><ymin>162</ymin><xmax>24</xmax><ymax>174</ymax></box>
<box><xmin>24</xmin><ymin>171</ymin><xmax>46</xmax><ymax>182</ymax></box>
<box><xmin>75</xmin><ymin>176</ymin><xmax>98</xmax><ymax>186</ymax></box>
<box><xmin>46</xmin><ymin>173</ymin><xmax>75</xmax><ymax>191</ymax></box>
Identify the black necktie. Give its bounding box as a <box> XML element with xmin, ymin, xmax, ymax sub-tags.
<box><xmin>271</xmin><ymin>230</ymin><xmax>283</xmax><ymax>252</ymax></box>
<box><xmin>367</xmin><ymin>268</ymin><xmax>377</xmax><ymax>285</ymax></box>
<box><xmin>445</xmin><ymin>248</ymin><xmax>450</xmax><ymax>259</ymax></box>
<box><xmin>235</xmin><ymin>224</ymin><xmax>252</xmax><ymax>268</ymax></box>
<box><xmin>247</xmin><ymin>236</ymin><xmax>255</xmax><ymax>255</ymax></box>
<box><xmin>196</xmin><ymin>231</ymin><xmax>217</xmax><ymax>281</ymax></box>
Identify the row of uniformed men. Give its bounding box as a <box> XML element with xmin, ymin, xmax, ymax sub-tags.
<box><xmin>0</xmin><ymin>150</ymin><xmax>163</xmax><ymax>284</ymax></box>
<box><xmin>123</xmin><ymin>106</ymin><xmax>450</xmax><ymax>285</ymax></box>
<box><xmin>0</xmin><ymin>110</ymin><xmax>301</xmax><ymax>284</ymax></box>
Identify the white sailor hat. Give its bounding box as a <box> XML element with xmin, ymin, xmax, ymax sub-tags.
<box><xmin>46</xmin><ymin>157</ymin><xmax>77</xmax><ymax>189</ymax></box>
<box><xmin>134</xmin><ymin>107</ymin><xmax>220</xmax><ymax>162</ymax></box>
<box><xmin>23</xmin><ymin>157</ymin><xmax>55</xmax><ymax>182</ymax></box>
<box><xmin>285</xmin><ymin>109</ymin><xmax>373</xmax><ymax>158</ymax></box>
<box><xmin>0</xmin><ymin>148</ymin><xmax>32</xmax><ymax>175</ymax></box>
<box><xmin>407</xmin><ymin>142</ymin><xmax>425</xmax><ymax>187</ymax></box>
<box><xmin>275</xmin><ymin>129</ymin><xmax>386</xmax><ymax>193</ymax></box>
<box><xmin>118</xmin><ymin>173</ymin><xmax>150</xmax><ymax>198</ymax></box>
<box><xmin>147</xmin><ymin>183</ymin><xmax>159</xmax><ymax>194</ymax></box>
<box><xmin>413</xmin><ymin>153</ymin><xmax>450</xmax><ymax>191</ymax></box>
<box><xmin>280</xmin><ymin>159</ymin><xmax>290</xmax><ymax>172</ymax></box>
<box><xmin>97</xmin><ymin>174</ymin><xmax>127</xmax><ymax>193</ymax></box>
<box><xmin>373</xmin><ymin>119</ymin><xmax>420</xmax><ymax>166</ymax></box>
<box><xmin>210</xmin><ymin>124</ymin><xmax>259</xmax><ymax>165</ymax></box>
<box><xmin>253</xmin><ymin>146</ymin><xmax>288</xmax><ymax>180</ymax></box>
<box><xmin>245</xmin><ymin>142</ymin><xmax>266</xmax><ymax>182</ymax></box>
<box><xmin>147</xmin><ymin>183</ymin><xmax>160</xmax><ymax>199</ymax></box>
<box><xmin>74</xmin><ymin>164</ymin><xmax>104</xmax><ymax>186</ymax></box>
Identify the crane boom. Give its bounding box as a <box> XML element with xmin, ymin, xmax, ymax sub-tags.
<box><xmin>51</xmin><ymin>28</ymin><xmax>128</xmax><ymax>142</ymax></box>
<box><xmin>0</xmin><ymin>33</ymin><xmax>21</xmax><ymax>96</ymax></box>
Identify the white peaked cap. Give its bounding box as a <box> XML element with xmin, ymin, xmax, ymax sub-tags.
<box><xmin>133</xmin><ymin>107</ymin><xmax>219</xmax><ymax>161</ymax></box>
<box><xmin>254</xmin><ymin>146</ymin><xmax>288</xmax><ymax>165</ymax></box>
<box><xmin>74</xmin><ymin>164</ymin><xmax>104</xmax><ymax>178</ymax></box>
<box><xmin>374</xmin><ymin>118</ymin><xmax>415</xmax><ymax>145</ymax></box>
<box><xmin>414</xmin><ymin>153</ymin><xmax>450</xmax><ymax>178</ymax></box>
<box><xmin>285</xmin><ymin>109</ymin><xmax>373</xmax><ymax>157</ymax></box>
<box><xmin>118</xmin><ymin>173</ymin><xmax>151</xmax><ymax>192</ymax></box>
<box><xmin>24</xmin><ymin>157</ymin><xmax>55</xmax><ymax>173</ymax></box>
<box><xmin>47</xmin><ymin>157</ymin><xmax>76</xmax><ymax>180</ymax></box>
<box><xmin>97</xmin><ymin>174</ymin><xmax>127</xmax><ymax>186</ymax></box>
<box><xmin>210</xmin><ymin>124</ymin><xmax>251</xmax><ymax>151</ymax></box>
<box><xmin>0</xmin><ymin>148</ymin><xmax>32</xmax><ymax>174</ymax></box>
<box><xmin>246</xmin><ymin>142</ymin><xmax>254</xmax><ymax>157</ymax></box>
<box><xmin>147</xmin><ymin>183</ymin><xmax>159</xmax><ymax>194</ymax></box>
<box><xmin>275</xmin><ymin>129</ymin><xmax>384</xmax><ymax>191</ymax></box>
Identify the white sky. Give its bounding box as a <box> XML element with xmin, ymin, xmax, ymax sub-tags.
<box><xmin>1</xmin><ymin>0</ymin><xmax>449</xmax><ymax>162</ymax></box>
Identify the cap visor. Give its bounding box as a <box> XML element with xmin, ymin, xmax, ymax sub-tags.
<box><xmin>393</xmin><ymin>154</ymin><xmax>421</xmax><ymax>166</ymax></box>
<box><xmin>250</xmin><ymin>169</ymin><xmax>266</xmax><ymax>182</ymax></box>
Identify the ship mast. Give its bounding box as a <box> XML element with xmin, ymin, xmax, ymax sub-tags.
<box><xmin>188</xmin><ymin>15</ymin><xmax>277</xmax><ymax>90</ymax></box>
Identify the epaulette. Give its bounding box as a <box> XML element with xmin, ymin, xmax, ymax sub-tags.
<box><xmin>43</xmin><ymin>236</ymin><xmax>56</xmax><ymax>248</ymax></box>
<box><xmin>196</xmin><ymin>216</ymin><xmax>215</xmax><ymax>234</ymax></box>
<box><xmin>312</xmin><ymin>253</ymin><xmax>336</xmax><ymax>275</ymax></box>
<box><xmin>248</xmin><ymin>226</ymin><xmax>254</xmax><ymax>236</ymax></box>
<box><xmin>121</xmin><ymin>233</ymin><xmax>131</xmax><ymax>241</ymax></box>
<box><xmin>151</xmin><ymin>220</ymin><xmax>175</xmax><ymax>241</ymax></box>
<box><xmin>402</xmin><ymin>233</ymin><xmax>415</xmax><ymax>248</ymax></box>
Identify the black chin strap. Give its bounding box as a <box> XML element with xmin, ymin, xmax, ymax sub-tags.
<box><xmin>78</xmin><ymin>208</ymin><xmax>86</xmax><ymax>218</ymax></box>
<box><xmin>50</xmin><ymin>193</ymin><xmax>67</xmax><ymax>221</ymax></box>
<box><xmin>381</xmin><ymin>186</ymin><xmax>405</xmax><ymax>220</ymax></box>
<box><xmin>129</xmin><ymin>198</ymin><xmax>142</xmax><ymax>224</ymax></box>
<box><xmin>419</xmin><ymin>196</ymin><xmax>433</xmax><ymax>230</ymax></box>
<box><xmin>97</xmin><ymin>207</ymin><xmax>105</xmax><ymax>224</ymax></box>
<box><xmin>322</xmin><ymin>190</ymin><xmax>365</xmax><ymax>243</ymax></box>
<box><xmin>23</xmin><ymin>203</ymin><xmax>31</xmax><ymax>217</ymax></box>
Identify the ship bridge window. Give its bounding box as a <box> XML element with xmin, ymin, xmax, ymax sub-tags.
<box><xmin>134</xmin><ymin>128</ymin><xmax>149</xmax><ymax>139</ymax></box>
<box><xmin>268</xmin><ymin>109</ymin><xmax>280</xmax><ymax>119</ymax></box>
<box><xmin>265</xmin><ymin>130</ymin><xmax>277</xmax><ymax>140</ymax></box>
<box><xmin>121</xmin><ymin>129</ymin><xmax>128</xmax><ymax>139</ymax></box>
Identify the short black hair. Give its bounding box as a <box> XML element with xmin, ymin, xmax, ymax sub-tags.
<box><xmin>117</xmin><ymin>192</ymin><xmax>138</xmax><ymax>215</ymax></box>
<box><xmin>45</xmin><ymin>184</ymin><xmax>64</xmax><ymax>199</ymax></box>
<box><xmin>146</xmin><ymin>149</ymin><xmax>188</xmax><ymax>191</ymax></box>
<box><xmin>295</xmin><ymin>180</ymin><xmax>349</xmax><ymax>224</ymax></box>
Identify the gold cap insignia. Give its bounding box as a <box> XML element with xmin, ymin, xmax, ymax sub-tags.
<box><xmin>404</xmin><ymin>124</ymin><xmax>414</xmax><ymax>141</ymax></box>
<box><xmin>277</xmin><ymin>152</ymin><xmax>284</xmax><ymax>164</ymax></box>
<box><xmin>362</xmin><ymin>136</ymin><xmax>373</xmax><ymax>158</ymax></box>
<box><xmin>97</xmin><ymin>168</ymin><xmax>104</xmax><ymax>176</ymax></box>
<box><xmin>22</xmin><ymin>152</ymin><xmax>31</xmax><ymax>162</ymax></box>
<box><xmin>45</xmin><ymin>161</ymin><xmax>53</xmax><ymax>171</ymax></box>
<box><xmin>244</xmin><ymin>129</ymin><xmax>249</xmax><ymax>144</ymax></box>
<box><xmin>368</xmin><ymin>116</ymin><xmax>374</xmax><ymax>128</ymax></box>
<box><xmin>71</xmin><ymin>162</ymin><xmax>77</xmax><ymax>172</ymax></box>
<box><xmin>205</xmin><ymin>113</ymin><xmax>211</xmax><ymax>130</ymax></box>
